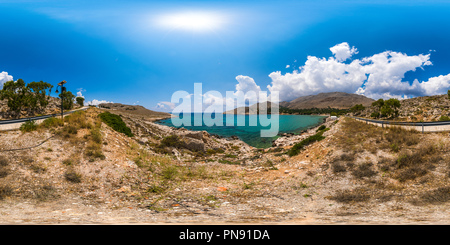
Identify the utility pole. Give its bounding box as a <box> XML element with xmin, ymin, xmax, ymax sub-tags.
<box><xmin>56</xmin><ymin>80</ymin><xmax>67</xmax><ymax>120</ymax></box>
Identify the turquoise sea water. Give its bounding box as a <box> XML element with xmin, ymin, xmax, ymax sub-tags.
<box><xmin>155</xmin><ymin>113</ymin><xmax>326</xmax><ymax>148</ymax></box>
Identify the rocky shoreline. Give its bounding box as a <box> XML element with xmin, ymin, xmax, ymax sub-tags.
<box><xmin>151</xmin><ymin>113</ymin><xmax>331</xmax><ymax>151</ymax></box>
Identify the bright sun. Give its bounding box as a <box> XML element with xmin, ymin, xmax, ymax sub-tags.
<box><xmin>156</xmin><ymin>12</ymin><xmax>225</xmax><ymax>32</ymax></box>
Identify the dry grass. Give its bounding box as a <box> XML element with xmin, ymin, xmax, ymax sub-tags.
<box><xmin>0</xmin><ymin>108</ymin><xmax>108</xmax><ymax>203</ymax></box>
<box><xmin>412</xmin><ymin>186</ymin><xmax>450</xmax><ymax>205</ymax></box>
<box><xmin>335</xmin><ymin>118</ymin><xmax>421</xmax><ymax>154</ymax></box>
<box><xmin>328</xmin><ymin>117</ymin><xmax>450</xmax><ymax>205</ymax></box>
<box><xmin>327</xmin><ymin>187</ymin><xmax>371</xmax><ymax>203</ymax></box>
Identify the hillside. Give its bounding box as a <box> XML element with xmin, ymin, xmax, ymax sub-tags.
<box><xmin>282</xmin><ymin>92</ymin><xmax>375</xmax><ymax>110</ymax></box>
<box><xmin>98</xmin><ymin>103</ymin><xmax>171</xmax><ymax>121</ymax></box>
<box><xmin>223</xmin><ymin>101</ymin><xmax>277</xmax><ymax>114</ymax></box>
<box><xmin>223</xmin><ymin>92</ymin><xmax>374</xmax><ymax>114</ymax></box>
<box><xmin>350</xmin><ymin>94</ymin><xmax>450</xmax><ymax>122</ymax></box>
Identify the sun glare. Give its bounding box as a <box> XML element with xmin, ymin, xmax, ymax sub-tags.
<box><xmin>156</xmin><ymin>12</ymin><xmax>225</xmax><ymax>32</ymax></box>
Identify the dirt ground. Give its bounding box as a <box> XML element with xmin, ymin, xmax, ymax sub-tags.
<box><xmin>1</xmin><ymin>108</ymin><xmax>449</xmax><ymax>224</ymax></box>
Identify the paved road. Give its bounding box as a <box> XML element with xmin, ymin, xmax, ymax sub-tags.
<box><xmin>0</xmin><ymin>107</ymin><xmax>89</xmax><ymax>131</ymax></box>
<box><xmin>349</xmin><ymin>116</ymin><xmax>450</xmax><ymax>133</ymax></box>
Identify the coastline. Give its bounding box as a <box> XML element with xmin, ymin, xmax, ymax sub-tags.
<box><xmin>153</xmin><ymin>112</ymin><xmax>330</xmax><ymax>149</ymax></box>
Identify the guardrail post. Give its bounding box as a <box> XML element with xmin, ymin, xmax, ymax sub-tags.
<box><xmin>422</xmin><ymin>121</ymin><xmax>424</xmax><ymax>134</ymax></box>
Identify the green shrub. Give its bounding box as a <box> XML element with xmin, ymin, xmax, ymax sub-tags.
<box><xmin>98</xmin><ymin>111</ymin><xmax>133</xmax><ymax>137</ymax></box>
<box><xmin>370</xmin><ymin>112</ymin><xmax>380</xmax><ymax>118</ymax></box>
<box><xmin>288</xmin><ymin>131</ymin><xmax>326</xmax><ymax>156</ymax></box>
<box><xmin>316</xmin><ymin>125</ymin><xmax>326</xmax><ymax>132</ymax></box>
<box><xmin>40</xmin><ymin>117</ymin><xmax>63</xmax><ymax>128</ymax></box>
<box><xmin>439</xmin><ymin>115</ymin><xmax>450</xmax><ymax>121</ymax></box>
<box><xmin>20</xmin><ymin>120</ymin><xmax>38</xmax><ymax>132</ymax></box>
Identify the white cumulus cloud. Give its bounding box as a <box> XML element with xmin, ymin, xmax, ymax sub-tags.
<box><xmin>329</xmin><ymin>42</ymin><xmax>358</xmax><ymax>62</ymax></box>
<box><xmin>87</xmin><ymin>99</ymin><xmax>113</xmax><ymax>106</ymax></box>
<box><xmin>0</xmin><ymin>71</ymin><xmax>13</xmax><ymax>88</ymax></box>
<box><xmin>76</xmin><ymin>88</ymin><xmax>85</xmax><ymax>98</ymax></box>
<box><xmin>156</xmin><ymin>101</ymin><xmax>176</xmax><ymax>110</ymax></box>
<box><xmin>267</xmin><ymin>54</ymin><xmax>366</xmax><ymax>101</ymax></box>
<box><xmin>266</xmin><ymin>42</ymin><xmax>448</xmax><ymax>101</ymax></box>
<box><xmin>235</xmin><ymin>75</ymin><xmax>261</xmax><ymax>94</ymax></box>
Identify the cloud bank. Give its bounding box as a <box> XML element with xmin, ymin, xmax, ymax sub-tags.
<box><xmin>266</xmin><ymin>42</ymin><xmax>450</xmax><ymax>101</ymax></box>
<box><xmin>158</xmin><ymin>42</ymin><xmax>450</xmax><ymax>112</ymax></box>
<box><xmin>87</xmin><ymin>99</ymin><xmax>113</xmax><ymax>106</ymax></box>
<box><xmin>156</xmin><ymin>101</ymin><xmax>176</xmax><ymax>111</ymax></box>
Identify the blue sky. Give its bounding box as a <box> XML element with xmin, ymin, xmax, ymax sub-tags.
<box><xmin>1</xmin><ymin>0</ymin><xmax>450</xmax><ymax>111</ymax></box>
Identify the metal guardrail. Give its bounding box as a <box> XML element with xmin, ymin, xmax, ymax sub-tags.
<box><xmin>348</xmin><ymin>116</ymin><xmax>450</xmax><ymax>133</ymax></box>
<box><xmin>0</xmin><ymin>107</ymin><xmax>89</xmax><ymax>125</ymax></box>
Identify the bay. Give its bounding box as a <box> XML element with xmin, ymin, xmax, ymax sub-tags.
<box><xmin>155</xmin><ymin>113</ymin><xmax>326</xmax><ymax>148</ymax></box>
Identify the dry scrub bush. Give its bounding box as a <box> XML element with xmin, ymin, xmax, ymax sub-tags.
<box><xmin>327</xmin><ymin>188</ymin><xmax>371</xmax><ymax>203</ymax></box>
<box><xmin>64</xmin><ymin>170</ymin><xmax>82</xmax><ymax>183</ymax></box>
<box><xmin>412</xmin><ymin>186</ymin><xmax>450</xmax><ymax>205</ymax></box>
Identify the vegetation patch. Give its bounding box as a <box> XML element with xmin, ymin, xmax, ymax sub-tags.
<box><xmin>40</xmin><ymin>117</ymin><xmax>64</xmax><ymax>128</ymax></box>
<box><xmin>64</xmin><ymin>170</ymin><xmax>82</xmax><ymax>183</ymax></box>
<box><xmin>20</xmin><ymin>120</ymin><xmax>38</xmax><ymax>132</ymax></box>
<box><xmin>351</xmin><ymin>162</ymin><xmax>377</xmax><ymax>179</ymax></box>
<box><xmin>99</xmin><ymin>111</ymin><xmax>134</xmax><ymax>137</ymax></box>
<box><xmin>288</xmin><ymin>131</ymin><xmax>326</xmax><ymax>156</ymax></box>
<box><xmin>328</xmin><ymin>188</ymin><xmax>371</xmax><ymax>203</ymax></box>
<box><xmin>413</xmin><ymin>187</ymin><xmax>450</xmax><ymax>205</ymax></box>
<box><xmin>0</xmin><ymin>185</ymin><xmax>13</xmax><ymax>200</ymax></box>
<box><xmin>159</xmin><ymin>135</ymin><xmax>186</xmax><ymax>149</ymax></box>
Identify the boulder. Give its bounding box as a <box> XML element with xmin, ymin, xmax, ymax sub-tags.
<box><xmin>184</xmin><ymin>137</ymin><xmax>205</xmax><ymax>152</ymax></box>
<box><xmin>184</xmin><ymin>131</ymin><xmax>203</xmax><ymax>140</ymax></box>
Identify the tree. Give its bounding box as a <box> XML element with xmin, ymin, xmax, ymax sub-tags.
<box><xmin>27</xmin><ymin>81</ymin><xmax>53</xmax><ymax>113</ymax></box>
<box><xmin>447</xmin><ymin>89</ymin><xmax>450</xmax><ymax>99</ymax></box>
<box><xmin>59</xmin><ymin>91</ymin><xmax>75</xmax><ymax>110</ymax></box>
<box><xmin>380</xmin><ymin>104</ymin><xmax>393</xmax><ymax>118</ymax></box>
<box><xmin>370</xmin><ymin>112</ymin><xmax>380</xmax><ymax>118</ymax></box>
<box><xmin>350</xmin><ymin>104</ymin><xmax>365</xmax><ymax>112</ymax></box>
<box><xmin>371</xmin><ymin>99</ymin><xmax>384</xmax><ymax>118</ymax></box>
<box><xmin>0</xmin><ymin>79</ymin><xmax>30</xmax><ymax>118</ymax></box>
<box><xmin>371</xmin><ymin>98</ymin><xmax>401</xmax><ymax>119</ymax></box>
<box><xmin>385</xmin><ymin>98</ymin><xmax>401</xmax><ymax>118</ymax></box>
<box><xmin>76</xmin><ymin>97</ymin><xmax>85</xmax><ymax>107</ymax></box>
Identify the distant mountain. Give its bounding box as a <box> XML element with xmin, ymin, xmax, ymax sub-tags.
<box><xmin>98</xmin><ymin>103</ymin><xmax>171</xmax><ymax>120</ymax></box>
<box><xmin>223</xmin><ymin>92</ymin><xmax>375</xmax><ymax>114</ymax></box>
<box><xmin>223</xmin><ymin>101</ymin><xmax>277</xmax><ymax>114</ymax></box>
<box><xmin>282</xmin><ymin>92</ymin><xmax>375</xmax><ymax>110</ymax></box>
